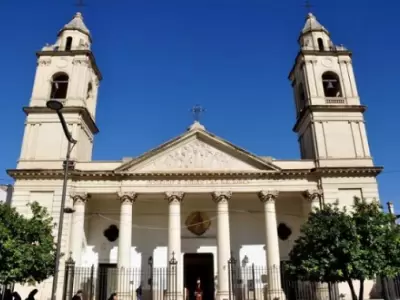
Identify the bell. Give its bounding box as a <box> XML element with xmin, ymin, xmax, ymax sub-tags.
<box><xmin>327</xmin><ymin>81</ymin><xmax>335</xmax><ymax>89</ymax></box>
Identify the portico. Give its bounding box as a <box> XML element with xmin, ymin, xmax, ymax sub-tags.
<box><xmin>68</xmin><ymin>187</ymin><xmax>322</xmax><ymax>300</ymax></box>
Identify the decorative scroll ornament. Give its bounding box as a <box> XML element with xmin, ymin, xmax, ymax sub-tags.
<box><xmin>258</xmin><ymin>190</ymin><xmax>279</xmax><ymax>203</ymax></box>
<box><xmin>185</xmin><ymin>211</ymin><xmax>211</xmax><ymax>236</ymax></box>
<box><xmin>70</xmin><ymin>193</ymin><xmax>89</xmax><ymax>204</ymax></box>
<box><xmin>118</xmin><ymin>192</ymin><xmax>137</xmax><ymax>203</ymax></box>
<box><xmin>304</xmin><ymin>189</ymin><xmax>323</xmax><ymax>202</ymax></box>
<box><xmin>165</xmin><ymin>192</ymin><xmax>185</xmax><ymax>203</ymax></box>
<box><xmin>211</xmin><ymin>191</ymin><xmax>232</xmax><ymax>203</ymax></box>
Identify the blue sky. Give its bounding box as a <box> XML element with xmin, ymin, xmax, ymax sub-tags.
<box><xmin>0</xmin><ymin>0</ymin><xmax>399</xmax><ymax>207</ymax></box>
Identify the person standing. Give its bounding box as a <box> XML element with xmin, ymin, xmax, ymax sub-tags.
<box><xmin>72</xmin><ymin>290</ymin><xmax>83</xmax><ymax>300</ymax></box>
<box><xmin>135</xmin><ymin>284</ymin><xmax>142</xmax><ymax>300</ymax></box>
<box><xmin>194</xmin><ymin>278</ymin><xmax>202</xmax><ymax>300</ymax></box>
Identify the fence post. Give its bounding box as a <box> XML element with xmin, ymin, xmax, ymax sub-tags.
<box><xmin>168</xmin><ymin>252</ymin><xmax>178</xmax><ymax>300</ymax></box>
<box><xmin>62</xmin><ymin>254</ymin><xmax>75</xmax><ymax>300</ymax></box>
<box><xmin>89</xmin><ymin>265</ymin><xmax>94</xmax><ymax>300</ymax></box>
<box><xmin>228</xmin><ymin>255</ymin><xmax>237</xmax><ymax>300</ymax></box>
<box><xmin>251</xmin><ymin>264</ymin><xmax>256</xmax><ymax>300</ymax></box>
<box><xmin>148</xmin><ymin>256</ymin><xmax>153</xmax><ymax>300</ymax></box>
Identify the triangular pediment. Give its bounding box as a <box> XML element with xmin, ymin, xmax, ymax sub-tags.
<box><xmin>116</xmin><ymin>127</ymin><xmax>280</xmax><ymax>173</ymax></box>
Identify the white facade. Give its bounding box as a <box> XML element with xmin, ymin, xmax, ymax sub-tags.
<box><xmin>8</xmin><ymin>12</ymin><xmax>382</xmax><ymax>300</ymax></box>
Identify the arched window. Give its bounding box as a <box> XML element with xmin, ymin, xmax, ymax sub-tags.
<box><xmin>322</xmin><ymin>72</ymin><xmax>342</xmax><ymax>97</ymax></box>
<box><xmin>317</xmin><ymin>38</ymin><xmax>324</xmax><ymax>51</ymax></box>
<box><xmin>298</xmin><ymin>83</ymin><xmax>306</xmax><ymax>110</ymax></box>
<box><xmin>65</xmin><ymin>37</ymin><xmax>73</xmax><ymax>51</ymax></box>
<box><xmin>50</xmin><ymin>73</ymin><xmax>69</xmax><ymax>99</ymax></box>
<box><xmin>86</xmin><ymin>82</ymin><xmax>93</xmax><ymax>100</ymax></box>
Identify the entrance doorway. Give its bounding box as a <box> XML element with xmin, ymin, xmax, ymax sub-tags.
<box><xmin>98</xmin><ymin>263</ymin><xmax>117</xmax><ymax>300</ymax></box>
<box><xmin>184</xmin><ymin>253</ymin><xmax>214</xmax><ymax>300</ymax></box>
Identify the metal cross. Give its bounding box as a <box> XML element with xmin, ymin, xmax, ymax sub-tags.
<box><xmin>75</xmin><ymin>0</ymin><xmax>86</xmax><ymax>8</ymax></box>
<box><xmin>190</xmin><ymin>105</ymin><xmax>205</xmax><ymax>122</ymax></box>
<box><xmin>304</xmin><ymin>0</ymin><xmax>313</xmax><ymax>13</ymax></box>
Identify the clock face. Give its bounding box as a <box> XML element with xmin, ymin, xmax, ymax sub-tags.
<box><xmin>322</xmin><ymin>58</ymin><xmax>333</xmax><ymax>68</ymax></box>
<box><xmin>57</xmin><ymin>58</ymin><xmax>69</xmax><ymax>69</ymax></box>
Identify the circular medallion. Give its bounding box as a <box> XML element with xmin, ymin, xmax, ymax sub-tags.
<box><xmin>322</xmin><ymin>58</ymin><xmax>333</xmax><ymax>68</ymax></box>
<box><xmin>56</xmin><ymin>58</ymin><xmax>68</xmax><ymax>69</ymax></box>
<box><xmin>185</xmin><ymin>211</ymin><xmax>211</xmax><ymax>236</ymax></box>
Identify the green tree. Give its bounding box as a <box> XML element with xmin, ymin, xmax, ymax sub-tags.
<box><xmin>0</xmin><ymin>202</ymin><xmax>56</xmax><ymax>285</ymax></box>
<box><xmin>286</xmin><ymin>199</ymin><xmax>400</xmax><ymax>300</ymax></box>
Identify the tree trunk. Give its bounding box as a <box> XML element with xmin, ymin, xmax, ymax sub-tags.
<box><xmin>358</xmin><ymin>278</ymin><xmax>364</xmax><ymax>300</ymax></box>
<box><xmin>347</xmin><ymin>278</ymin><xmax>358</xmax><ymax>300</ymax></box>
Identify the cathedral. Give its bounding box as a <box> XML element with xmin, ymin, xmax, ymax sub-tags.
<box><xmin>8</xmin><ymin>11</ymin><xmax>382</xmax><ymax>300</ymax></box>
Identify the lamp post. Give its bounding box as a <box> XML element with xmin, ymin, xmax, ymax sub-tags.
<box><xmin>47</xmin><ymin>100</ymin><xmax>77</xmax><ymax>300</ymax></box>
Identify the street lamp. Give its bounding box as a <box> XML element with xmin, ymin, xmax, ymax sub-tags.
<box><xmin>47</xmin><ymin>99</ymin><xmax>77</xmax><ymax>300</ymax></box>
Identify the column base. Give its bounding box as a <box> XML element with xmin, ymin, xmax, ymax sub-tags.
<box><xmin>266</xmin><ymin>289</ymin><xmax>286</xmax><ymax>300</ymax></box>
<box><xmin>216</xmin><ymin>290</ymin><xmax>232</xmax><ymax>300</ymax></box>
<box><xmin>315</xmin><ymin>283</ymin><xmax>329</xmax><ymax>300</ymax></box>
<box><xmin>165</xmin><ymin>291</ymin><xmax>183</xmax><ymax>300</ymax></box>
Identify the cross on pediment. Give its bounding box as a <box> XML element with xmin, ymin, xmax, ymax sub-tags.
<box><xmin>190</xmin><ymin>105</ymin><xmax>205</xmax><ymax>122</ymax></box>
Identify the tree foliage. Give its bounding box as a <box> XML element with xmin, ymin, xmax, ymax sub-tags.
<box><xmin>0</xmin><ymin>202</ymin><xmax>56</xmax><ymax>285</ymax></box>
<box><xmin>286</xmin><ymin>198</ymin><xmax>400</xmax><ymax>300</ymax></box>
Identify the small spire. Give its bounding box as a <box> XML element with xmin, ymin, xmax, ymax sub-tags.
<box><xmin>301</xmin><ymin>12</ymin><xmax>329</xmax><ymax>35</ymax></box>
<box><xmin>59</xmin><ymin>12</ymin><xmax>91</xmax><ymax>37</ymax></box>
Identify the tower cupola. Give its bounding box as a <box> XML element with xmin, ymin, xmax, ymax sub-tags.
<box><xmin>299</xmin><ymin>13</ymin><xmax>333</xmax><ymax>52</ymax></box>
<box><xmin>57</xmin><ymin>12</ymin><xmax>91</xmax><ymax>51</ymax></box>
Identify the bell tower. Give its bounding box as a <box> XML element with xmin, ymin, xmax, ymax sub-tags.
<box><xmin>289</xmin><ymin>13</ymin><xmax>373</xmax><ymax>167</ymax></box>
<box><xmin>18</xmin><ymin>12</ymin><xmax>102</xmax><ymax>168</ymax></box>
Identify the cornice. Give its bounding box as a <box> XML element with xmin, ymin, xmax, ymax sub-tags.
<box><xmin>288</xmin><ymin>49</ymin><xmax>353</xmax><ymax>79</ymax></box>
<box><xmin>311</xmin><ymin>166</ymin><xmax>383</xmax><ymax>176</ymax></box>
<box><xmin>293</xmin><ymin>105</ymin><xmax>367</xmax><ymax>133</ymax></box>
<box><xmin>23</xmin><ymin>106</ymin><xmax>99</xmax><ymax>135</ymax></box>
<box><xmin>7</xmin><ymin>166</ymin><xmax>383</xmax><ymax>180</ymax></box>
<box><xmin>36</xmin><ymin>50</ymin><xmax>102</xmax><ymax>81</ymax></box>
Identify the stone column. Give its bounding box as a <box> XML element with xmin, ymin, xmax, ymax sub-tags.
<box><xmin>70</xmin><ymin>193</ymin><xmax>89</xmax><ymax>266</ymax></box>
<box><xmin>258</xmin><ymin>191</ymin><xmax>284</xmax><ymax>300</ymax></box>
<box><xmin>212</xmin><ymin>191</ymin><xmax>232</xmax><ymax>300</ymax></box>
<box><xmin>117</xmin><ymin>192</ymin><xmax>137</xmax><ymax>269</ymax></box>
<box><xmin>304</xmin><ymin>190</ymin><xmax>328</xmax><ymax>300</ymax></box>
<box><xmin>116</xmin><ymin>192</ymin><xmax>136</xmax><ymax>298</ymax></box>
<box><xmin>165</xmin><ymin>192</ymin><xmax>185</xmax><ymax>300</ymax></box>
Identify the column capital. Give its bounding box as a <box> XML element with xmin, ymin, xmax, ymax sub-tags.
<box><xmin>165</xmin><ymin>192</ymin><xmax>185</xmax><ymax>203</ymax></box>
<box><xmin>70</xmin><ymin>193</ymin><xmax>89</xmax><ymax>205</ymax></box>
<box><xmin>258</xmin><ymin>190</ymin><xmax>279</xmax><ymax>203</ymax></box>
<box><xmin>303</xmin><ymin>189</ymin><xmax>323</xmax><ymax>202</ymax></box>
<box><xmin>211</xmin><ymin>191</ymin><xmax>232</xmax><ymax>203</ymax></box>
<box><xmin>118</xmin><ymin>192</ymin><xmax>137</xmax><ymax>204</ymax></box>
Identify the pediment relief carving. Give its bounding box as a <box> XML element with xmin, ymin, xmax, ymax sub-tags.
<box><xmin>126</xmin><ymin>139</ymin><xmax>270</xmax><ymax>172</ymax></box>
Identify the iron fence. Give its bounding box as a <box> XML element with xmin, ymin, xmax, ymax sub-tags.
<box><xmin>374</xmin><ymin>275</ymin><xmax>400</xmax><ymax>300</ymax></box>
<box><xmin>0</xmin><ymin>284</ymin><xmax>14</xmax><ymax>300</ymax></box>
<box><xmin>63</xmin><ymin>254</ymin><xmax>178</xmax><ymax>300</ymax></box>
<box><xmin>387</xmin><ymin>276</ymin><xmax>400</xmax><ymax>299</ymax></box>
<box><xmin>228</xmin><ymin>258</ymin><xmax>339</xmax><ymax>300</ymax></box>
